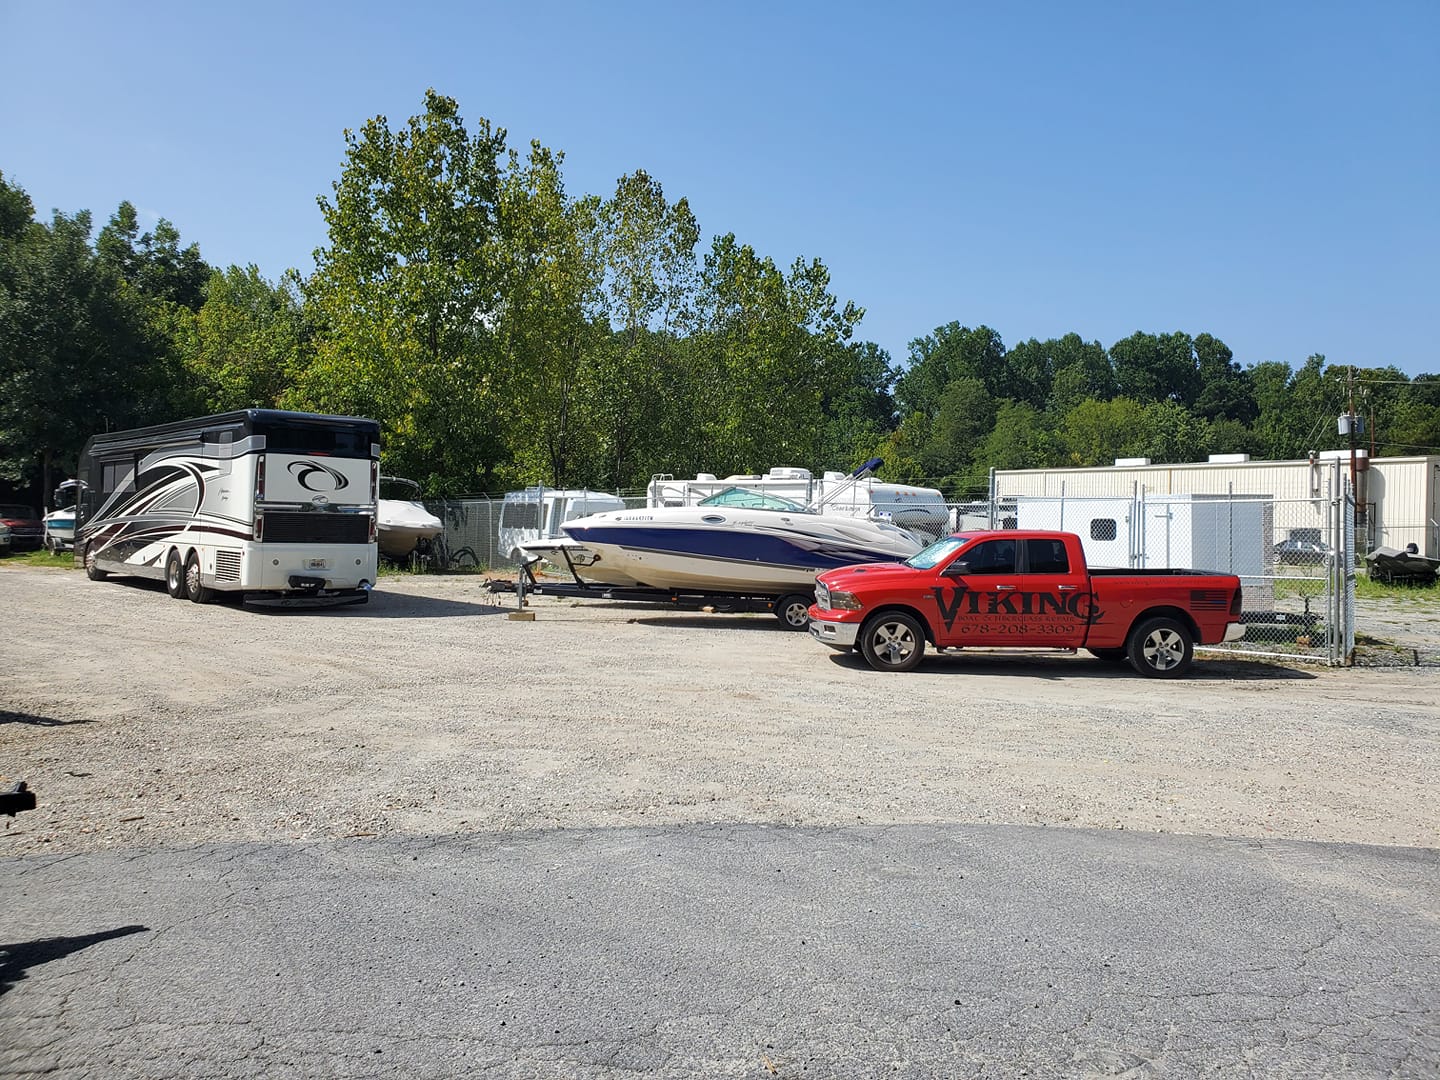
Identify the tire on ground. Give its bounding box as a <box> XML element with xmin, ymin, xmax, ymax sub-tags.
<box><xmin>1126</xmin><ymin>616</ymin><xmax>1194</xmax><ymax>678</ymax></box>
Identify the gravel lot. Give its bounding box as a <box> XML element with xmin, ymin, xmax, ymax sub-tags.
<box><xmin>3</xmin><ymin>564</ymin><xmax>1438</xmax><ymax>854</ymax></box>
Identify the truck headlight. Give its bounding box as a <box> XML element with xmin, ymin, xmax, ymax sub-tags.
<box><xmin>826</xmin><ymin>590</ymin><xmax>864</xmax><ymax>611</ymax></box>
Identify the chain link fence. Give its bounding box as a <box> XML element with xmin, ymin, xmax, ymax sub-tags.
<box><xmin>981</xmin><ymin>469</ymin><xmax>1358</xmax><ymax>666</ymax></box>
<box><xmin>411</xmin><ymin>494</ymin><xmax>646</xmax><ymax>573</ymax></box>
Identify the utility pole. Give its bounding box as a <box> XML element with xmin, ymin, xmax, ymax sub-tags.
<box><xmin>1347</xmin><ymin>366</ymin><xmax>1358</xmax><ymax>502</ymax></box>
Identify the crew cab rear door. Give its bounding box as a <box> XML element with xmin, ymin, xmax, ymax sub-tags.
<box><xmin>1020</xmin><ymin>536</ymin><xmax>1091</xmax><ymax>648</ymax></box>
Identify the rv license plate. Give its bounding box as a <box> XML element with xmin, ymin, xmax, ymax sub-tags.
<box><xmin>305</xmin><ymin>558</ymin><xmax>331</xmax><ymax>570</ymax></box>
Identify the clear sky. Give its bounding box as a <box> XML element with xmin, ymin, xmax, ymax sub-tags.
<box><xmin>2</xmin><ymin>0</ymin><xmax>1436</xmax><ymax>376</ymax></box>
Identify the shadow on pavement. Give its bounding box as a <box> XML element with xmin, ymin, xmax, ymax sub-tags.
<box><xmin>0</xmin><ymin>925</ymin><xmax>148</xmax><ymax>995</ymax></box>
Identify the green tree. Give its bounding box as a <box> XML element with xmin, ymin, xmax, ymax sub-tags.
<box><xmin>1140</xmin><ymin>400</ymin><xmax>1212</xmax><ymax>463</ymax></box>
<box><xmin>494</xmin><ymin>141</ymin><xmax>606</xmax><ymax>488</ymax></box>
<box><xmin>686</xmin><ymin>234</ymin><xmax>863</xmax><ymax>474</ymax></box>
<box><xmin>895</xmin><ymin>323</ymin><xmax>1006</xmax><ymax>417</ymax></box>
<box><xmin>177</xmin><ymin>266</ymin><xmax>309</xmax><ymax>411</ymax></box>
<box><xmin>97</xmin><ymin>201</ymin><xmax>211</xmax><ymax>311</ymax></box>
<box><xmin>816</xmin><ymin>340</ymin><xmax>899</xmax><ymax>470</ymax></box>
<box><xmin>296</xmin><ymin>89</ymin><xmax>509</xmax><ymax>491</ymax></box>
<box><xmin>1060</xmin><ymin>397</ymin><xmax>1149</xmax><ymax>466</ymax></box>
<box><xmin>590</xmin><ymin>170</ymin><xmax>700</xmax><ymax>488</ymax></box>
<box><xmin>0</xmin><ymin>174</ymin><xmax>154</xmax><ymax>499</ymax></box>
<box><xmin>1110</xmin><ymin>331</ymin><xmax>1200</xmax><ymax>407</ymax></box>
<box><xmin>1191</xmin><ymin>333</ymin><xmax>1256</xmax><ymax>424</ymax></box>
<box><xmin>973</xmin><ymin>400</ymin><xmax>1058</xmax><ymax>477</ymax></box>
<box><xmin>920</xmin><ymin>376</ymin><xmax>995</xmax><ymax>482</ymax></box>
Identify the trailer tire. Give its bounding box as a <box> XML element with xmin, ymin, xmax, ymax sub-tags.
<box><xmin>1126</xmin><ymin>616</ymin><xmax>1193</xmax><ymax>678</ymax></box>
<box><xmin>84</xmin><ymin>546</ymin><xmax>107</xmax><ymax>581</ymax></box>
<box><xmin>184</xmin><ymin>552</ymin><xmax>213</xmax><ymax>604</ymax></box>
<box><xmin>859</xmin><ymin>611</ymin><xmax>926</xmax><ymax>672</ymax></box>
<box><xmin>165</xmin><ymin>549</ymin><xmax>186</xmax><ymax>598</ymax></box>
<box><xmin>774</xmin><ymin>593</ymin><xmax>813</xmax><ymax>631</ymax></box>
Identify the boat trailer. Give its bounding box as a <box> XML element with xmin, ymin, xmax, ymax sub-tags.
<box><xmin>485</xmin><ymin>552</ymin><xmax>816</xmax><ymax>630</ymax></box>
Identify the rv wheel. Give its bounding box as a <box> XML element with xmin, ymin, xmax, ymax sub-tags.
<box><xmin>184</xmin><ymin>552</ymin><xmax>214</xmax><ymax>604</ymax></box>
<box><xmin>84</xmin><ymin>546</ymin><xmax>107</xmax><ymax>581</ymax></box>
<box><xmin>165</xmin><ymin>550</ymin><xmax>186</xmax><ymax>598</ymax></box>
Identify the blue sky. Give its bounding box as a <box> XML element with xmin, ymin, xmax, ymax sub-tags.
<box><xmin>1</xmin><ymin>0</ymin><xmax>1436</xmax><ymax>376</ymax></box>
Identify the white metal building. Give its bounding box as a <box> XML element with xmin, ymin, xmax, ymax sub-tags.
<box><xmin>994</xmin><ymin>452</ymin><xmax>1440</xmax><ymax>557</ymax></box>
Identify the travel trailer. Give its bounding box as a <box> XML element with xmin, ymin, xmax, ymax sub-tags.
<box><xmin>647</xmin><ymin>463</ymin><xmax>950</xmax><ymax>543</ymax></box>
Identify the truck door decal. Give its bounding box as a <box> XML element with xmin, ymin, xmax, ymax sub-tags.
<box><xmin>931</xmin><ymin>586</ymin><xmax>1101</xmax><ymax>632</ymax></box>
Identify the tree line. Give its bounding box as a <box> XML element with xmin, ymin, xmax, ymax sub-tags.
<box><xmin>4</xmin><ymin>90</ymin><xmax>1437</xmax><ymax>506</ymax></box>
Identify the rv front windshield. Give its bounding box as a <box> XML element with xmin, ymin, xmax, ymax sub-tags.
<box><xmin>696</xmin><ymin>487</ymin><xmax>810</xmax><ymax>513</ymax></box>
<box><xmin>905</xmin><ymin>534</ymin><xmax>971</xmax><ymax>570</ymax></box>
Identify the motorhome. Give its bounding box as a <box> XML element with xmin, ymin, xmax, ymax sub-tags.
<box><xmin>73</xmin><ymin>409</ymin><xmax>380</xmax><ymax>604</ymax></box>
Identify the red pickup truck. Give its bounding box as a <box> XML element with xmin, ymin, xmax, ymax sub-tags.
<box><xmin>808</xmin><ymin>530</ymin><xmax>1244</xmax><ymax>677</ymax></box>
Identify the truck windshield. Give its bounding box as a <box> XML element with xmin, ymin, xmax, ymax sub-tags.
<box><xmin>905</xmin><ymin>535</ymin><xmax>971</xmax><ymax>569</ymax></box>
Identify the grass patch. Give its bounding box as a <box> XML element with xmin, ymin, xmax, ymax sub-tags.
<box><xmin>0</xmin><ymin>549</ymin><xmax>76</xmax><ymax>569</ymax></box>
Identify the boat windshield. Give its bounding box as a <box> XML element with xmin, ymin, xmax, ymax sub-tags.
<box><xmin>696</xmin><ymin>487</ymin><xmax>810</xmax><ymax>513</ymax></box>
<box><xmin>905</xmin><ymin>534</ymin><xmax>972</xmax><ymax>570</ymax></box>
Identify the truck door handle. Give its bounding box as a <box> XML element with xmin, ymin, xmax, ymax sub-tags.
<box><xmin>996</xmin><ymin>584</ymin><xmax>1017</xmax><ymax>591</ymax></box>
<box><xmin>1058</xmin><ymin>585</ymin><xmax>1079</xmax><ymax>591</ymax></box>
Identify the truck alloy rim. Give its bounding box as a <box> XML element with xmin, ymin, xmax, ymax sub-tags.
<box><xmin>1141</xmin><ymin>628</ymin><xmax>1185</xmax><ymax>670</ymax></box>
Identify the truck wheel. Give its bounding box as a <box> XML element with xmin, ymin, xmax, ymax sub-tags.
<box><xmin>773</xmin><ymin>593</ymin><xmax>813</xmax><ymax>630</ymax></box>
<box><xmin>184</xmin><ymin>552</ymin><xmax>213</xmax><ymax>604</ymax></box>
<box><xmin>84</xmin><ymin>546</ymin><xmax>107</xmax><ymax>581</ymax></box>
<box><xmin>165</xmin><ymin>549</ymin><xmax>186</xmax><ymax>598</ymax></box>
<box><xmin>1087</xmin><ymin>648</ymin><xmax>1129</xmax><ymax>664</ymax></box>
<box><xmin>859</xmin><ymin>611</ymin><xmax>925</xmax><ymax>672</ymax></box>
<box><xmin>1127</xmin><ymin>617</ymin><xmax>1193</xmax><ymax>678</ymax></box>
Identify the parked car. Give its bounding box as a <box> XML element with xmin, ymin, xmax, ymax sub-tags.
<box><xmin>0</xmin><ymin>504</ymin><xmax>43</xmax><ymax>551</ymax></box>
<box><xmin>0</xmin><ymin>522</ymin><xmax>11</xmax><ymax>552</ymax></box>
<box><xmin>1273</xmin><ymin>538</ymin><xmax>1333</xmax><ymax>565</ymax></box>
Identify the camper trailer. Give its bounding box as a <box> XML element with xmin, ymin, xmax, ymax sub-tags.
<box><xmin>647</xmin><ymin>466</ymin><xmax>950</xmax><ymax>543</ymax></box>
<box><xmin>498</xmin><ymin>487</ymin><xmax>628</xmax><ymax>560</ymax></box>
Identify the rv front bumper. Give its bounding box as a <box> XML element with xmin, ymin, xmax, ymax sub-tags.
<box><xmin>809</xmin><ymin>615</ymin><xmax>859</xmax><ymax>649</ymax></box>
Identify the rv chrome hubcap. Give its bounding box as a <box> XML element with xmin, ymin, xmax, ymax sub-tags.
<box><xmin>186</xmin><ymin>563</ymin><xmax>200</xmax><ymax>595</ymax></box>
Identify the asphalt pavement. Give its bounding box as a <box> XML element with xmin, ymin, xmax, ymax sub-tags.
<box><xmin>3</xmin><ymin>822</ymin><xmax>1436</xmax><ymax>1078</ymax></box>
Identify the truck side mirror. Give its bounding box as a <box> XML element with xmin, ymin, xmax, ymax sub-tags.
<box><xmin>942</xmin><ymin>560</ymin><xmax>971</xmax><ymax>577</ymax></box>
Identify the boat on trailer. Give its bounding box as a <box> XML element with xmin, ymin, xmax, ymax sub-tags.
<box><xmin>377</xmin><ymin>476</ymin><xmax>444</xmax><ymax>560</ymax></box>
<box><xmin>559</xmin><ymin>484</ymin><xmax>922</xmax><ymax>594</ymax></box>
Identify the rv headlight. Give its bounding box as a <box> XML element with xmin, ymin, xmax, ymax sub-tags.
<box><xmin>826</xmin><ymin>590</ymin><xmax>864</xmax><ymax>611</ymax></box>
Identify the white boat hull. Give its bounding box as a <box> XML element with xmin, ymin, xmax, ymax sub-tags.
<box><xmin>562</xmin><ymin>504</ymin><xmax>921</xmax><ymax>594</ymax></box>
<box><xmin>377</xmin><ymin>498</ymin><xmax>444</xmax><ymax>559</ymax></box>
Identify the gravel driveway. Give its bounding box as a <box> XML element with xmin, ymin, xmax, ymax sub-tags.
<box><xmin>4</xmin><ymin>565</ymin><xmax>1438</xmax><ymax>852</ymax></box>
